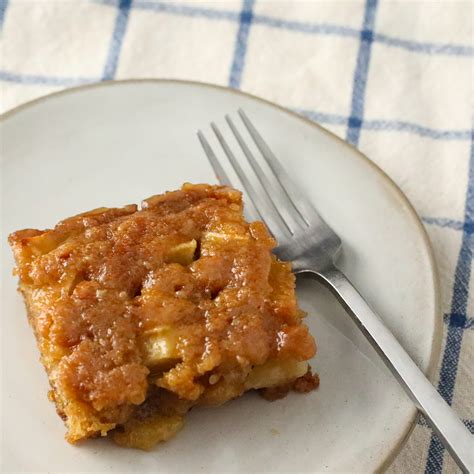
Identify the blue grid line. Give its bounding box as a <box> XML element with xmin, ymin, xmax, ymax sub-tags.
<box><xmin>125</xmin><ymin>0</ymin><xmax>239</xmax><ymax>21</ymax></box>
<box><xmin>374</xmin><ymin>32</ymin><xmax>473</xmax><ymax>57</ymax></box>
<box><xmin>296</xmin><ymin>109</ymin><xmax>348</xmax><ymax>126</ymax></box>
<box><xmin>425</xmin><ymin>127</ymin><xmax>474</xmax><ymax>472</ymax></box>
<box><xmin>229</xmin><ymin>0</ymin><xmax>255</xmax><ymax>89</ymax></box>
<box><xmin>253</xmin><ymin>13</ymin><xmax>358</xmax><ymax>39</ymax></box>
<box><xmin>0</xmin><ymin>70</ymin><xmax>97</xmax><ymax>86</ymax></box>
<box><xmin>436</xmin><ymin>327</ymin><xmax>466</xmax><ymax>406</ymax></box>
<box><xmin>1</xmin><ymin>69</ymin><xmax>471</xmax><ymax>146</ymax></box>
<box><xmin>0</xmin><ymin>0</ymin><xmax>8</xmax><ymax>30</ymax></box>
<box><xmin>466</xmin><ymin>134</ymin><xmax>474</xmax><ymax>222</ymax></box>
<box><xmin>102</xmin><ymin>0</ymin><xmax>132</xmax><ymax>80</ymax></box>
<box><xmin>464</xmin><ymin>221</ymin><xmax>474</xmax><ymax>234</ymax></box>
<box><xmin>422</xmin><ymin>217</ymin><xmax>465</xmax><ymax>232</ymax></box>
<box><xmin>465</xmin><ymin>420</ymin><xmax>474</xmax><ymax>434</ymax></box>
<box><xmin>297</xmin><ymin>108</ymin><xmax>472</xmax><ymax>141</ymax></box>
<box><xmin>418</xmin><ymin>416</ymin><xmax>474</xmax><ymax>434</ymax></box>
<box><xmin>451</xmin><ymin>238</ymin><xmax>474</xmax><ymax>316</ymax></box>
<box><xmin>362</xmin><ymin>119</ymin><xmax>471</xmax><ymax>141</ymax></box>
<box><xmin>95</xmin><ymin>0</ymin><xmax>473</xmax><ymax>58</ymax></box>
<box><xmin>425</xmin><ymin>329</ymin><xmax>464</xmax><ymax>471</ymax></box>
<box><xmin>443</xmin><ymin>313</ymin><xmax>474</xmax><ymax>330</ymax></box>
<box><xmin>346</xmin><ymin>0</ymin><xmax>378</xmax><ymax>146</ymax></box>
<box><xmin>130</xmin><ymin>0</ymin><xmax>360</xmax><ymax>38</ymax></box>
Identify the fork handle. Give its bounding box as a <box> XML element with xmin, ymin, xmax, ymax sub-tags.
<box><xmin>311</xmin><ymin>266</ymin><xmax>474</xmax><ymax>473</ymax></box>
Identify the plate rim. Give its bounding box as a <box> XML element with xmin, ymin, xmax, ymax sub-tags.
<box><xmin>0</xmin><ymin>78</ymin><xmax>443</xmax><ymax>472</ymax></box>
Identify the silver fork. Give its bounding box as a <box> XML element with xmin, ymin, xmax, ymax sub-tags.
<box><xmin>198</xmin><ymin>110</ymin><xmax>473</xmax><ymax>473</ymax></box>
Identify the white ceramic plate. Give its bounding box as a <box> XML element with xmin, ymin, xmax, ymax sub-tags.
<box><xmin>1</xmin><ymin>80</ymin><xmax>441</xmax><ymax>473</ymax></box>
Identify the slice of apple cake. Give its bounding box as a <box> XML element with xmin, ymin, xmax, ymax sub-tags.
<box><xmin>9</xmin><ymin>183</ymin><xmax>318</xmax><ymax>450</ymax></box>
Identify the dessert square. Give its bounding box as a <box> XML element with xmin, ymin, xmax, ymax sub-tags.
<box><xmin>9</xmin><ymin>183</ymin><xmax>317</xmax><ymax>449</ymax></box>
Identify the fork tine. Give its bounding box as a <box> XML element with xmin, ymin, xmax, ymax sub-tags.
<box><xmin>210</xmin><ymin>122</ymin><xmax>292</xmax><ymax>240</ymax></box>
<box><xmin>226</xmin><ymin>115</ymin><xmax>308</xmax><ymax>235</ymax></box>
<box><xmin>238</xmin><ymin>109</ymin><xmax>321</xmax><ymax>226</ymax></box>
<box><xmin>197</xmin><ymin>131</ymin><xmax>233</xmax><ymax>187</ymax></box>
<box><xmin>197</xmin><ymin>130</ymin><xmax>262</xmax><ymax>223</ymax></box>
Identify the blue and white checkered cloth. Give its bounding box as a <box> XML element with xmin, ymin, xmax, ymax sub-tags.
<box><xmin>0</xmin><ymin>1</ymin><xmax>472</xmax><ymax>472</ymax></box>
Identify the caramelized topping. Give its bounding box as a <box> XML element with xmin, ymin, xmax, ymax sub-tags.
<box><xmin>9</xmin><ymin>184</ymin><xmax>317</xmax><ymax>444</ymax></box>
